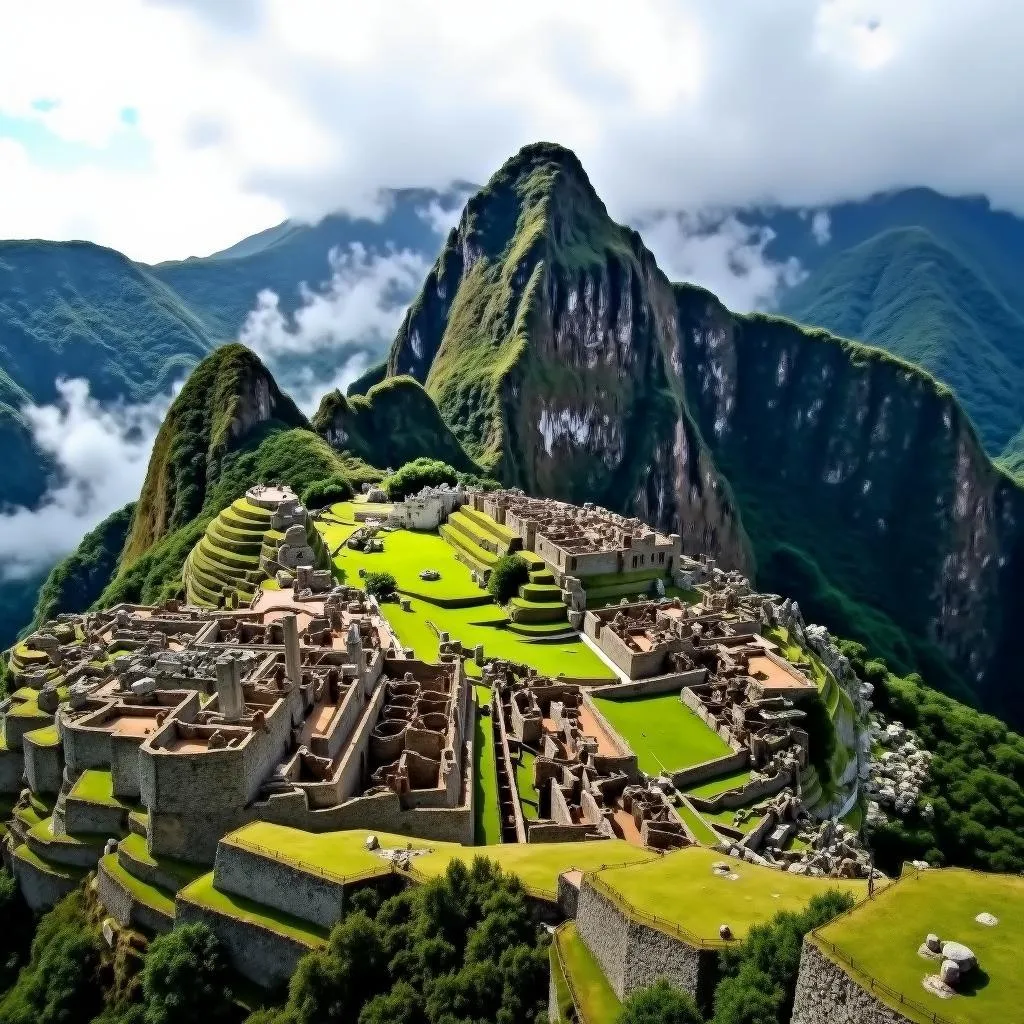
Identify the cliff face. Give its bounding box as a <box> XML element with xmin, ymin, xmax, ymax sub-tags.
<box><xmin>122</xmin><ymin>344</ymin><xmax>306</xmax><ymax>566</ymax></box>
<box><xmin>388</xmin><ymin>142</ymin><xmax>751</xmax><ymax>569</ymax></box>
<box><xmin>385</xmin><ymin>142</ymin><xmax>1024</xmax><ymax>721</ymax></box>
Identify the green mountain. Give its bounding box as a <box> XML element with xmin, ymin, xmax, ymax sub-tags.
<box><xmin>779</xmin><ymin>226</ymin><xmax>1024</xmax><ymax>453</ymax></box>
<box><xmin>386</xmin><ymin>142</ymin><xmax>1024</xmax><ymax>723</ymax></box>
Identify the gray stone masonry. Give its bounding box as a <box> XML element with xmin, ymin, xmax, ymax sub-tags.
<box><xmin>96</xmin><ymin>857</ymin><xmax>173</xmax><ymax>934</ymax></box>
<box><xmin>790</xmin><ymin>939</ymin><xmax>918</xmax><ymax>1024</ymax></box>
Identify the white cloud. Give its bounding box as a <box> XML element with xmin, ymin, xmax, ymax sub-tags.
<box><xmin>0</xmin><ymin>379</ymin><xmax>176</xmax><ymax>580</ymax></box>
<box><xmin>285</xmin><ymin>357</ymin><xmax>370</xmax><ymax>417</ymax></box>
<box><xmin>240</xmin><ymin>243</ymin><xmax>427</xmax><ymax>358</ymax></box>
<box><xmin>641</xmin><ymin>213</ymin><xmax>806</xmax><ymax>312</ymax></box>
<box><xmin>1</xmin><ymin>1</ymin><xmax>1023</xmax><ymax>261</ymax></box>
<box><xmin>811</xmin><ymin>210</ymin><xmax>831</xmax><ymax>245</ymax></box>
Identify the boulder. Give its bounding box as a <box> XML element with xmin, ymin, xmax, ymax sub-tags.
<box><xmin>940</xmin><ymin>941</ymin><xmax>977</xmax><ymax>973</ymax></box>
<box><xmin>975</xmin><ymin>912</ymin><xmax>998</xmax><ymax>927</ymax></box>
<box><xmin>926</xmin><ymin>933</ymin><xmax>941</xmax><ymax>953</ymax></box>
<box><xmin>939</xmin><ymin>959</ymin><xmax>960</xmax><ymax>986</ymax></box>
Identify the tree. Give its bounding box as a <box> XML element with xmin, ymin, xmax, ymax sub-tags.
<box><xmin>300</xmin><ymin>474</ymin><xmax>353</xmax><ymax>510</ymax></box>
<box><xmin>0</xmin><ymin>869</ymin><xmax>33</xmax><ymax>989</ymax></box>
<box><xmin>487</xmin><ymin>555</ymin><xmax>530</xmax><ymax>603</ymax></box>
<box><xmin>617</xmin><ymin>980</ymin><xmax>703</xmax><ymax>1024</ymax></box>
<box><xmin>141</xmin><ymin>923</ymin><xmax>235</xmax><ymax>1024</ymax></box>
<box><xmin>364</xmin><ymin>572</ymin><xmax>397</xmax><ymax>601</ymax></box>
<box><xmin>384</xmin><ymin>459</ymin><xmax>459</xmax><ymax>500</ymax></box>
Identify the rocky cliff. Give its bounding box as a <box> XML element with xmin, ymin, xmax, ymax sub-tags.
<box><xmin>122</xmin><ymin>344</ymin><xmax>306</xmax><ymax>566</ymax></box>
<box><xmin>388</xmin><ymin>142</ymin><xmax>751</xmax><ymax>569</ymax></box>
<box><xmin>386</xmin><ymin>142</ymin><xmax>1024</xmax><ymax>721</ymax></box>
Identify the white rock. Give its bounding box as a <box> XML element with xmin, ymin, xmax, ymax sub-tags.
<box><xmin>975</xmin><ymin>912</ymin><xmax>998</xmax><ymax>927</ymax></box>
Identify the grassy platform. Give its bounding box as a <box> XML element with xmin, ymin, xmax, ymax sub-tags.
<box><xmin>675</xmin><ymin>800</ymin><xmax>722</xmax><ymax>846</ymax></box>
<box><xmin>70</xmin><ymin>769</ymin><xmax>126</xmax><ymax>807</ymax></box>
<box><xmin>118</xmin><ymin>833</ymin><xmax>207</xmax><ymax>888</ymax></box>
<box><xmin>515</xmin><ymin>748</ymin><xmax>539</xmax><ymax>820</ymax></box>
<box><xmin>473</xmin><ymin>687</ymin><xmax>501</xmax><ymax>845</ymax></box>
<box><xmin>101</xmin><ymin>853</ymin><xmax>176</xmax><ymax>917</ymax></box>
<box><xmin>24</xmin><ymin>724</ymin><xmax>60</xmax><ymax>747</ymax></box>
<box><xmin>813</xmin><ymin>867</ymin><xmax>1024</xmax><ymax>1024</ymax></box>
<box><xmin>593</xmin><ymin>693</ymin><xmax>732</xmax><ymax>774</ymax></box>
<box><xmin>593</xmin><ymin>846</ymin><xmax>868</xmax><ymax>944</ymax></box>
<box><xmin>685</xmin><ymin>769</ymin><xmax>753</xmax><ymax>799</ymax></box>
<box><xmin>178</xmin><ymin>873</ymin><xmax>328</xmax><ymax>947</ymax></box>
<box><xmin>555</xmin><ymin>922</ymin><xmax>621</xmax><ymax>1024</ymax></box>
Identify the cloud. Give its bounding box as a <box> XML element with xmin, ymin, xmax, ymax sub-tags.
<box><xmin>1</xmin><ymin>2</ymin><xmax>1023</xmax><ymax>261</ymax></box>
<box><xmin>0</xmin><ymin>379</ymin><xmax>176</xmax><ymax>580</ymax></box>
<box><xmin>811</xmin><ymin>210</ymin><xmax>831</xmax><ymax>245</ymax></box>
<box><xmin>239</xmin><ymin>243</ymin><xmax>428</xmax><ymax>412</ymax></box>
<box><xmin>640</xmin><ymin>213</ymin><xmax>806</xmax><ymax>312</ymax></box>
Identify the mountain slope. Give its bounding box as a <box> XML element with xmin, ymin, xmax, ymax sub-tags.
<box><xmin>386</xmin><ymin>142</ymin><xmax>1024</xmax><ymax>723</ymax></box>
<box><xmin>121</xmin><ymin>343</ymin><xmax>306</xmax><ymax>567</ymax></box>
<box><xmin>388</xmin><ymin>142</ymin><xmax>750</xmax><ymax>567</ymax></box>
<box><xmin>312</xmin><ymin>375</ymin><xmax>480</xmax><ymax>473</ymax></box>
<box><xmin>779</xmin><ymin>227</ymin><xmax>1024</xmax><ymax>452</ymax></box>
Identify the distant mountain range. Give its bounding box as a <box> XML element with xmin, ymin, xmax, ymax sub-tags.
<box><xmin>5</xmin><ymin>171</ymin><xmax>1024</xmax><ymax>663</ymax></box>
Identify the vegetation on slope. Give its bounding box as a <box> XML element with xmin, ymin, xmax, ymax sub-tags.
<box><xmin>313</xmin><ymin>375</ymin><xmax>478</xmax><ymax>474</ymax></box>
<box><xmin>30</xmin><ymin>503</ymin><xmax>135</xmax><ymax>630</ymax></box>
<box><xmin>121</xmin><ymin>344</ymin><xmax>306</xmax><ymax>567</ymax></box>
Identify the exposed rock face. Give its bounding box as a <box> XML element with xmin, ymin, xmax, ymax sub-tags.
<box><xmin>387</xmin><ymin>142</ymin><xmax>1024</xmax><ymax>722</ymax></box>
<box><xmin>388</xmin><ymin>142</ymin><xmax>752</xmax><ymax>571</ymax></box>
<box><xmin>123</xmin><ymin>344</ymin><xmax>307</xmax><ymax>566</ymax></box>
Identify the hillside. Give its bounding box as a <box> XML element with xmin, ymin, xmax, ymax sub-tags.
<box><xmin>388</xmin><ymin>142</ymin><xmax>750</xmax><ymax>569</ymax></box>
<box><xmin>312</xmin><ymin>374</ymin><xmax>480</xmax><ymax>473</ymax></box>
<box><xmin>386</xmin><ymin>142</ymin><xmax>1024</xmax><ymax>723</ymax></box>
<box><xmin>779</xmin><ymin>226</ymin><xmax>1024</xmax><ymax>452</ymax></box>
<box><xmin>120</xmin><ymin>343</ymin><xmax>307</xmax><ymax>568</ymax></box>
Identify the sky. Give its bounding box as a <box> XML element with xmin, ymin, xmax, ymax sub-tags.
<box><xmin>3</xmin><ymin>0</ymin><xmax>1024</xmax><ymax>580</ymax></box>
<box><xmin>1</xmin><ymin>0</ymin><xmax>1022</xmax><ymax>264</ymax></box>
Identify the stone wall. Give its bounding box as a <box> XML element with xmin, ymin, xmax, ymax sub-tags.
<box><xmin>790</xmin><ymin>939</ymin><xmax>917</xmax><ymax>1024</ymax></box>
<box><xmin>23</xmin><ymin>737</ymin><xmax>62</xmax><ymax>794</ymax></box>
<box><xmin>175</xmin><ymin>891</ymin><xmax>319</xmax><ymax>989</ymax></box>
<box><xmin>63</xmin><ymin>794</ymin><xmax>128</xmax><ymax>836</ymax></box>
<box><xmin>96</xmin><ymin>858</ymin><xmax>173</xmax><ymax>934</ymax></box>
<box><xmin>587</xmin><ymin>669</ymin><xmax>708</xmax><ymax>701</ymax></box>
<box><xmin>0</xmin><ymin>748</ymin><xmax>24</xmax><ymax>794</ymax></box>
<box><xmin>11</xmin><ymin>851</ymin><xmax>77</xmax><ymax>912</ymax></box>
<box><xmin>670</xmin><ymin>750</ymin><xmax>749</xmax><ymax>790</ymax></box>
<box><xmin>575</xmin><ymin>878</ymin><xmax>717</xmax><ymax>1003</ymax></box>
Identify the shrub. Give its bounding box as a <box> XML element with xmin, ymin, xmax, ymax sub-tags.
<box><xmin>487</xmin><ymin>555</ymin><xmax>530</xmax><ymax>603</ymax></box>
<box><xmin>617</xmin><ymin>979</ymin><xmax>703</xmax><ymax>1024</ymax></box>
<box><xmin>301</xmin><ymin>473</ymin><xmax>354</xmax><ymax>510</ymax></box>
<box><xmin>141</xmin><ymin>923</ymin><xmax>234</xmax><ymax>1024</ymax></box>
<box><xmin>384</xmin><ymin>458</ymin><xmax>459</xmax><ymax>500</ymax></box>
<box><xmin>364</xmin><ymin>572</ymin><xmax>397</xmax><ymax>601</ymax></box>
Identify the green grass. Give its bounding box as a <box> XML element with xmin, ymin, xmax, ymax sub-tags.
<box><xmin>178</xmin><ymin>872</ymin><xmax>328</xmax><ymax>947</ymax></box>
<box><xmin>555</xmin><ymin>922</ymin><xmax>621</xmax><ymax>1024</ymax></box>
<box><xmin>23</xmin><ymin>724</ymin><xmax>60</xmax><ymax>747</ymax></box>
<box><xmin>101</xmin><ymin>853</ymin><xmax>176</xmax><ymax>917</ymax></box>
<box><xmin>473</xmin><ymin>687</ymin><xmax>501</xmax><ymax>844</ymax></box>
<box><xmin>118</xmin><ymin>833</ymin><xmax>206</xmax><ymax>888</ymax></box>
<box><xmin>815</xmin><ymin>868</ymin><xmax>1024</xmax><ymax>1024</ymax></box>
<box><xmin>382</xmin><ymin>596</ymin><xmax>614</xmax><ymax>681</ymax></box>
<box><xmin>11</xmin><ymin>842</ymin><xmax>84</xmax><ymax>880</ymax></box>
<box><xmin>701</xmin><ymin>806</ymin><xmax>766</xmax><ymax>835</ymax></box>
<box><xmin>595</xmin><ymin>846</ymin><xmax>868</xmax><ymax>943</ymax></box>
<box><xmin>675</xmin><ymin>800</ymin><xmax>722</xmax><ymax>846</ymax></box>
<box><xmin>685</xmin><ymin>769</ymin><xmax>753</xmax><ymax>799</ymax></box>
<box><xmin>593</xmin><ymin>693</ymin><xmax>732</xmax><ymax>774</ymax></box>
<box><xmin>69</xmin><ymin>769</ymin><xmax>125</xmax><ymax>807</ymax></box>
<box><xmin>549</xmin><ymin>942</ymin><xmax>575</xmax><ymax>1024</ymax></box>
<box><xmin>515</xmin><ymin>747</ymin><xmax>539</xmax><ymax>819</ymax></box>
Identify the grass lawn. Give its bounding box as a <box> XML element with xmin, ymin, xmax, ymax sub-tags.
<box><xmin>383</xmin><ymin>596</ymin><xmax>615</xmax><ymax>682</ymax></box>
<box><xmin>473</xmin><ymin>687</ymin><xmax>501</xmax><ymax>844</ymax></box>
<box><xmin>24</xmin><ymin>725</ymin><xmax>60</xmax><ymax>747</ymax></box>
<box><xmin>593</xmin><ymin>693</ymin><xmax>732</xmax><ymax>774</ymax></box>
<box><xmin>555</xmin><ymin>922</ymin><xmax>621</xmax><ymax>1024</ymax></box>
<box><xmin>549</xmin><ymin>943</ymin><xmax>575</xmax><ymax>1024</ymax></box>
<box><xmin>179</xmin><ymin>873</ymin><xmax>328</xmax><ymax>947</ymax></box>
<box><xmin>118</xmin><ymin>834</ymin><xmax>206</xmax><ymax>888</ymax></box>
<box><xmin>70</xmin><ymin>769</ymin><xmax>125</xmax><ymax>807</ymax></box>
<box><xmin>815</xmin><ymin>868</ymin><xmax>1024</xmax><ymax>1024</ymax></box>
<box><xmin>516</xmin><ymin>748</ymin><xmax>539</xmax><ymax>820</ymax></box>
<box><xmin>595</xmin><ymin>846</ymin><xmax>868</xmax><ymax>943</ymax></box>
<box><xmin>101</xmin><ymin>854</ymin><xmax>175</xmax><ymax>917</ymax></box>
<box><xmin>317</xmin><ymin>519</ymin><xmax>358</xmax><ymax>554</ymax></box>
<box><xmin>685</xmin><ymin>769</ymin><xmax>753</xmax><ymax>800</ymax></box>
<box><xmin>701</xmin><ymin>806</ymin><xmax>766</xmax><ymax>835</ymax></box>
<box><xmin>12</xmin><ymin>842</ymin><xmax>84</xmax><ymax>880</ymax></box>
<box><xmin>675</xmin><ymin>799</ymin><xmax>722</xmax><ymax>846</ymax></box>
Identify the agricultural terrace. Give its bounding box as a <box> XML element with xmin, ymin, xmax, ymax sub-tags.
<box><xmin>314</xmin><ymin>499</ymin><xmax>615</xmax><ymax>682</ymax></box>
<box><xmin>594</xmin><ymin>845</ymin><xmax>869</xmax><ymax>944</ymax></box>
<box><xmin>473</xmin><ymin>685</ymin><xmax>501</xmax><ymax>844</ymax></box>
<box><xmin>224</xmin><ymin>822</ymin><xmax>655</xmax><ymax>901</ymax></box>
<box><xmin>553</xmin><ymin>922</ymin><xmax>621</xmax><ymax>1024</ymax></box>
<box><xmin>592</xmin><ymin>692</ymin><xmax>732</xmax><ymax>775</ymax></box>
<box><xmin>812</xmin><ymin>867</ymin><xmax>1024</xmax><ymax>1024</ymax></box>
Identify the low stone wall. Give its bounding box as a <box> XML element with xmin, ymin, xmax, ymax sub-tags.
<box><xmin>557</xmin><ymin>873</ymin><xmax>580</xmax><ymax>918</ymax></box>
<box><xmin>526</xmin><ymin>822</ymin><xmax>603</xmax><ymax>843</ymax></box>
<box><xmin>585</xmin><ymin>668</ymin><xmax>707</xmax><ymax>701</ymax></box>
<box><xmin>671</xmin><ymin>749</ymin><xmax>750</xmax><ymax>790</ymax></box>
<box><xmin>96</xmin><ymin>858</ymin><xmax>173</xmax><ymax>935</ymax></box>
<box><xmin>575</xmin><ymin>877</ymin><xmax>717</xmax><ymax>1003</ymax></box>
<box><xmin>175</xmin><ymin>891</ymin><xmax>320</xmax><ymax>989</ymax></box>
<box><xmin>790</xmin><ymin>939</ymin><xmax>916</xmax><ymax>1024</ymax></box>
<box><xmin>11</xmin><ymin>851</ymin><xmax>77</xmax><ymax>912</ymax></box>
<box><xmin>0</xmin><ymin>747</ymin><xmax>25</xmax><ymax>794</ymax></box>
<box><xmin>23</xmin><ymin>738</ymin><xmax>63</xmax><ymax>795</ymax></box>
<box><xmin>691</xmin><ymin>769</ymin><xmax>790</xmax><ymax>813</ymax></box>
<box><xmin>681</xmin><ymin>686</ymin><xmax>742</xmax><ymax>749</ymax></box>
<box><xmin>63</xmin><ymin>795</ymin><xmax>129</xmax><ymax>836</ymax></box>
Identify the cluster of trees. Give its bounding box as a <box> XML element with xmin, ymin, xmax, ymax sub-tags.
<box><xmin>300</xmin><ymin>474</ymin><xmax>354</xmax><ymax>510</ymax></box>
<box><xmin>615</xmin><ymin>890</ymin><xmax>854</xmax><ymax>1024</ymax></box>
<box><xmin>839</xmin><ymin>640</ymin><xmax>1024</xmax><ymax>874</ymax></box>
<box><xmin>363</xmin><ymin>572</ymin><xmax>397</xmax><ymax>601</ymax></box>
<box><xmin>487</xmin><ymin>554</ymin><xmax>530</xmax><ymax>603</ymax></box>
<box><xmin>251</xmin><ymin>857</ymin><xmax>549</xmax><ymax>1024</ymax></box>
<box><xmin>384</xmin><ymin>459</ymin><xmax>459</xmax><ymax>501</ymax></box>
